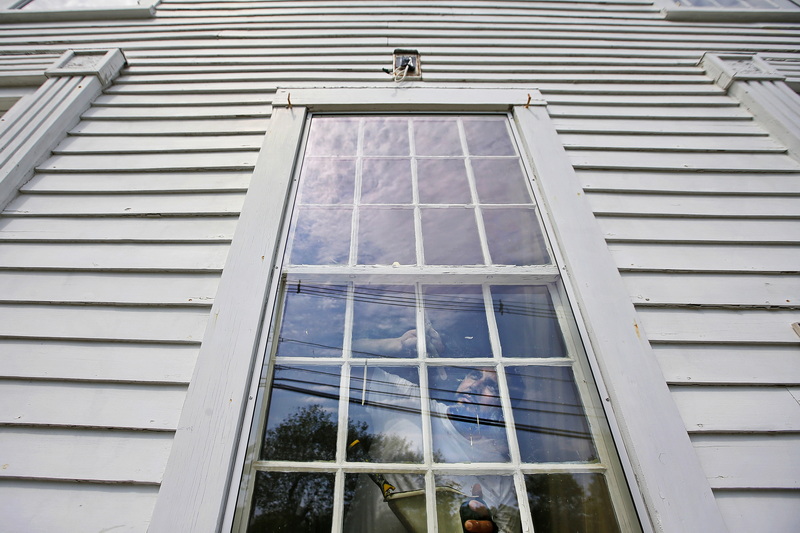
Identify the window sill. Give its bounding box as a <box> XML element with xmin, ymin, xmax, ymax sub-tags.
<box><xmin>0</xmin><ymin>1</ymin><xmax>156</xmax><ymax>21</ymax></box>
<box><xmin>662</xmin><ymin>6</ymin><xmax>800</xmax><ymax>22</ymax></box>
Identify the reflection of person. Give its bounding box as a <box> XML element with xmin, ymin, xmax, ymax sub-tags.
<box><xmin>351</xmin><ymin>323</ymin><xmax>444</xmax><ymax>357</ymax></box>
<box><xmin>345</xmin><ymin>329</ymin><xmax>520</xmax><ymax>533</ymax></box>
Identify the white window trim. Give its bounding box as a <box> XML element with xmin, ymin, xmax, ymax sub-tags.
<box><xmin>0</xmin><ymin>48</ymin><xmax>125</xmax><ymax>211</ymax></box>
<box><xmin>0</xmin><ymin>0</ymin><xmax>157</xmax><ymax>21</ymax></box>
<box><xmin>653</xmin><ymin>0</ymin><xmax>800</xmax><ymax>21</ymax></box>
<box><xmin>149</xmin><ymin>87</ymin><xmax>727</xmax><ymax>533</ymax></box>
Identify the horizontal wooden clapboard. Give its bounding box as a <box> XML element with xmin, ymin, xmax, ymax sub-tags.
<box><xmin>0</xmin><ymin>339</ymin><xmax>197</xmax><ymax>383</ymax></box>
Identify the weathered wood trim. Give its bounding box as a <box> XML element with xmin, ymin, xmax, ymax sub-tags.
<box><xmin>149</xmin><ymin>104</ymin><xmax>308</xmax><ymax>532</ymax></box>
<box><xmin>701</xmin><ymin>53</ymin><xmax>800</xmax><ymax>162</ymax></box>
<box><xmin>0</xmin><ymin>0</ymin><xmax>157</xmax><ymax>22</ymax></box>
<box><xmin>0</xmin><ymin>49</ymin><xmax>125</xmax><ymax>212</ymax></box>
<box><xmin>514</xmin><ymin>104</ymin><xmax>728</xmax><ymax>533</ymax></box>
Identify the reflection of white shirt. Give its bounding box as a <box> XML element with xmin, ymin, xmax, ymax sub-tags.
<box><xmin>343</xmin><ymin>369</ymin><xmax>521</xmax><ymax>533</ymax></box>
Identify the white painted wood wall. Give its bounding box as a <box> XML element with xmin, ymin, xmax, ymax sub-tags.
<box><xmin>0</xmin><ymin>1</ymin><xmax>798</xmax><ymax>531</ymax></box>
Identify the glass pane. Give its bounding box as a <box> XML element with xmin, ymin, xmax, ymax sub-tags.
<box><xmin>352</xmin><ymin>285</ymin><xmax>418</xmax><ymax>358</ymax></box>
<box><xmin>343</xmin><ymin>472</ymin><xmax>427</xmax><ymax>533</ymax></box>
<box><xmin>421</xmin><ymin>208</ymin><xmax>483</xmax><ymax>265</ymax></box>
<box><xmin>472</xmin><ymin>158</ymin><xmax>532</xmax><ymax>204</ymax></box>
<box><xmin>289</xmin><ymin>207</ymin><xmax>352</xmax><ymax>265</ymax></box>
<box><xmin>428</xmin><ymin>366</ymin><xmax>510</xmax><ymax>463</ymax></box>
<box><xmin>463</xmin><ymin>118</ymin><xmax>516</xmax><ymax>156</ymax></box>
<box><xmin>417</xmin><ymin>159</ymin><xmax>471</xmax><ymax>204</ymax></box>
<box><xmin>275</xmin><ymin>282</ymin><xmax>346</xmax><ymax>357</ymax></box>
<box><xmin>413</xmin><ymin>118</ymin><xmax>463</xmax><ymax>156</ymax></box>
<box><xmin>491</xmin><ymin>285</ymin><xmax>567</xmax><ymax>358</ymax></box>
<box><xmin>297</xmin><ymin>158</ymin><xmax>356</xmax><ymax>205</ymax></box>
<box><xmin>506</xmin><ymin>366</ymin><xmax>597</xmax><ymax>462</ymax></box>
<box><xmin>347</xmin><ymin>366</ymin><xmax>424</xmax><ymax>462</ymax></box>
<box><xmin>525</xmin><ymin>473</ymin><xmax>621</xmax><ymax>533</ymax></box>
<box><xmin>306</xmin><ymin>116</ymin><xmax>359</xmax><ymax>156</ymax></box>
<box><xmin>261</xmin><ymin>365</ymin><xmax>341</xmax><ymax>461</ymax></box>
<box><xmin>357</xmin><ymin>207</ymin><xmax>416</xmax><ymax>265</ymax></box>
<box><xmin>363</xmin><ymin>118</ymin><xmax>410</xmax><ymax>156</ymax></box>
<box><xmin>483</xmin><ymin>207</ymin><xmax>550</xmax><ymax>265</ymax></box>
<box><xmin>422</xmin><ymin>285</ymin><xmax>491</xmax><ymax>358</ymax></box>
<box><xmin>361</xmin><ymin>158</ymin><xmax>412</xmax><ymax>204</ymax></box>
<box><xmin>435</xmin><ymin>475</ymin><xmax>521</xmax><ymax>533</ymax></box>
<box><xmin>248</xmin><ymin>471</ymin><xmax>335</xmax><ymax>533</ymax></box>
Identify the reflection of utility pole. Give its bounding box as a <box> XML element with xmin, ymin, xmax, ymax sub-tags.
<box><xmin>347</xmin><ymin>439</ymin><xmax>396</xmax><ymax>498</ymax></box>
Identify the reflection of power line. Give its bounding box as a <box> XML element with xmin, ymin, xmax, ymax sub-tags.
<box><xmin>290</xmin><ymin>282</ymin><xmax>559</xmax><ymax>319</ymax></box>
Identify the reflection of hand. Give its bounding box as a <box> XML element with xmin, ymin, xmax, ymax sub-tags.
<box><xmin>398</xmin><ymin>329</ymin><xmax>418</xmax><ymax>351</ymax></box>
<box><xmin>425</xmin><ymin>322</ymin><xmax>445</xmax><ymax>355</ymax></box>
<box><xmin>462</xmin><ymin>498</ymin><xmax>498</xmax><ymax>533</ymax></box>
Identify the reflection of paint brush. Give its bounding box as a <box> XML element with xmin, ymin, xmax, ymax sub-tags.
<box><xmin>348</xmin><ymin>439</ymin><xmax>396</xmax><ymax>499</ymax></box>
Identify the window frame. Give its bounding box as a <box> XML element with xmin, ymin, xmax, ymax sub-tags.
<box><xmin>149</xmin><ymin>87</ymin><xmax>727</xmax><ymax>533</ymax></box>
<box><xmin>0</xmin><ymin>0</ymin><xmax>157</xmax><ymax>21</ymax></box>
<box><xmin>653</xmin><ymin>0</ymin><xmax>800</xmax><ymax>22</ymax></box>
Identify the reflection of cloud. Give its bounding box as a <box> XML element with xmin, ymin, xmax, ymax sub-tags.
<box><xmin>358</xmin><ymin>207</ymin><xmax>415</xmax><ymax>264</ymax></box>
<box><xmin>289</xmin><ymin>207</ymin><xmax>352</xmax><ymax>265</ymax></box>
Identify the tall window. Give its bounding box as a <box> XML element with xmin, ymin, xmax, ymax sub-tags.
<box><xmin>234</xmin><ymin>115</ymin><xmax>640</xmax><ymax>533</ymax></box>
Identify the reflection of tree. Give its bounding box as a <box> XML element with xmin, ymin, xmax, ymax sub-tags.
<box><xmin>525</xmin><ymin>474</ymin><xmax>619</xmax><ymax>533</ymax></box>
<box><xmin>250</xmin><ymin>405</ymin><xmax>370</xmax><ymax>532</ymax></box>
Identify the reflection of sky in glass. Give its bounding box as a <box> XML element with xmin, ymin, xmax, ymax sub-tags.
<box><xmin>276</xmin><ymin>283</ymin><xmax>346</xmax><ymax>357</ymax></box>
<box><xmin>297</xmin><ymin>158</ymin><xmax>355</xmax><ymax>204</ymax></box>
<box><xmin>352</xmin><ymin>285</ymin><xmax>418</xmax><ymax>358</ymax></box>
<box><xmin>482</xmin><ymin>208</ymin><xmax>550</xmax><ymax>265</ymax></box>
<box><xmin>306</xmin><ymin>117</ymin><xmax>358</xmax><ymax>156</ymax></box>
<box><xmin>423</xmin><ymin>285</ymin><xmax>491</xmax><ymax>358</ymax></box>
<box><xmin>421</xmin><ymin>208</ymin><xmax>483</xmax><ymax>265</ymax></box>
<box><xmin>262</xmin><ymin>364</ymin><xmax>341</xmax><ymax>459</ymax></box>
<box><xmin>491</xmin><ymin>285</ymin><xmax>566</xmax><ymax>358</ymax></box>
<box><xmin>417</xmin><ymin>159</ymin><xmax>471</xmax><ymax>204</ymax></box>
<box><xmin>463</xmin><ymin>118</ymin><xmax>516</xmax><ymax>156</ymax></box>
<box><xmin>289</xmin><ymin>207</ymin><xmax>352</xmax><ymax>265</ymax></box>
<box><xmin>413</xmin><ymin>119</ymin><xmax>463</xmax><ymax>156</ymax></box>
<box><xmin>361</xmin><ymin>158</ymin><xmax>412</xmax><ymax>204</ymax></box>
<box><xmin>348</xmin><ymin>366</ymin><xmax>423</xmax><ymax>462</ymax></box>
<box><xmin>357</xmin><ymin>207</ymin><xmax>415</xmax><ymax>265</ymax></box>
<box><xmin>525</xmin><ymin>473</ymin><xmax>620</xmax><ymax>533</ymax></box>
<box><xmin>506</xmin><ymin>366</ymin><xmax>597</xmax><ymax>463</ymax></box>
<box><xmin>363</xmin><ymin>118</ymin><xmax>410</xmax><ymax>156</ymax></box>
<box><xmin>472</xmin><ymin>158</ymin><xmax>532</xmax><ymax>204</ymax></box>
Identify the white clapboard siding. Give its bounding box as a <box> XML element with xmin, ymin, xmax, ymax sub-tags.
<box><xmin>622</xmin><ymin>273</ymin><xmax>798</xmax><ymax>307</ymax></box>
<box><xmin>570</xmin><ymin>150</ymin><xmax>800</xmax><ymax>172</ymax></box>
<box><xmin>0</xmin><ymin>241</ymin><xmax>231</xmax><ymax>271</ymax></box>
<box><xmin>586</xmin><ymin>192</ymin><xmax>800</xmax><ymax>218</ymax></box>
<box><xmin>20</xmin><ymin>171</ymin><xmax>252</xmax><ymax>192</ymax></box>
<box><xmin>578</xmin><ymin>171</ymin><xmax>800</xmax><ymax>194</ymax></box>
<box><xmin>554</xmin><ymin>117</ymin><xmax>762</xmax><ymax>135</ymax></box>
<box><xmin>52</xmin><ymin>134</ymin><xmax>264</xmax><ymax>153</ymax></box>
<box><xmin>692</xmin><ymin>434</ymin><xmax>800</xmax><ymax>490</ymax></box>
<box><xmin>3</xmin><ymin>192</ymin><xmax>246</xmax><ymax>216</ymax></box>
<box><xmin>0</xmin><ymin>380</ymin><xmax>186</xmax><ymax>430</ymax></box>
<box><xmin>0</xmin><ymin>340</ymin><xmax>197</xmax><ymax>383</ymax></box>
<box><xmin>547</xmin><ymin>104</ymin><xmax>751</xmax><ymax>119</ymax></box>
<box><xmin>0</xmin><ymin>216</ymin><xmax>238</xmax><ymax>242</ymax></box>
<box><xmin>636</xmin><ymin>308</ymin><xmax>800</xmax><ymax>344</ymax></box>
<box><xmin>716</xmin><ymin>491</ymin><xmax>800</xmax><ymax>533</ymax></box>
<box><xmin>0</xmin><ymin>481</ymin><xmax>158</xmax><ymax>533</ymax></box>
<box><xmin>654</xmin><ymin>344</ymin><xmax>800</xmax><ymax>385</ymax></box>
<box><xmin>0</xmin><ymin>304</ymin><xmax>209</xmax><ymax>343</ymax></box>
<box><xmin>0</xmin><ymin>427</ymin><xmax>172</xmax><ymax>484</ymax></box>
<box><xmin>671</xmin><ymin>386</ymin><xmax>800</xmax><ymax>433</ymax></box>
<box><xmin>599</xmin><ymin>217</ymin><xmax>800</xmax><ymax>244</ymax></box>
<box><xmin>71</xmin><ymin>117</ymin><xmax>268</xmax><ymax>135</ymax></box>
<box><xmin>562</xmin><ymin>133</ymin><xmax>780</xmax><ymax>152</ymax></box>
<box><xmin>609</xmin><ymin>243</ymin><xmax>800</xmax><ymax>272</ymax></box>
<box><xmin>0</xmin><ymin>271</ymin><xmax>219</xmax><ymax>306</ymax></box>
<box><xmin>34</xmin><ymin>152</ymin><xmax>258</xmax><ymax>172</ymax></box>
<box><xmin>81</xmin><ymin>104</ymin><xmax>272</xmax><ymax>119</ymax></box>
